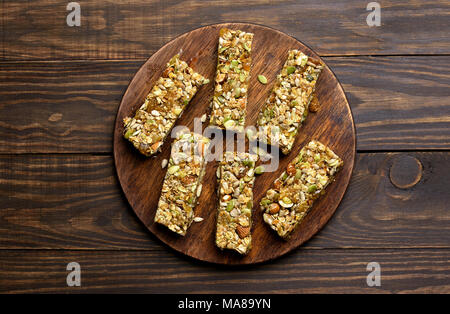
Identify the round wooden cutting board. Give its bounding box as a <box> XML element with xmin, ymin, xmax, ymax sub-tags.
<box><xmin>114</xmin><ymin>23</ymin><xmax>356</xmax><ymax>264</ymax></box>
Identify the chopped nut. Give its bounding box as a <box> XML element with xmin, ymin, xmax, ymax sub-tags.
<box><xmin>239</xmin><ymin>216</ymin><xmax>250</xmax><ymax>227</ymax></box>
<box><xmin>168</xmin><ymin>165</ymin><xmax>180</xmax><ymax>174</ymax></box>
<box><xmin>161</xmin><ymin>159</ymin><xmax>168</xmax><ymax>169</ymax></box>
<box><xmin>230</xmin><ymin>208</ymin><xmax>240</xmax><ymax>217</ymax></box>
<box><xmin>287</xmin><ymin>164</ymin><xmax>296</xmax><ymax>176</ymax></box>
<box><xmin>193</xmin><ymin>217</ymin><xmax>204</xmax><ymax>222</ymax></box>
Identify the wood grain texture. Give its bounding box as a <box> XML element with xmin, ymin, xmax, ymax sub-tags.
<box><xmin>331</xmin><ymin>56</ymin><xmax>450</xmax><ymax>150</ymax></box>
<box><xmin>0</xmin><ymin>152</ymin><xmax>448</xmax><ymax>250</ymax></box>
<box><xmin>0</xmin><ymin>60</ymin><xmax>141</xmax><ymax>153</ymax></box>
<box><xmin>1</xmin><ymin>56</ymin><xmax>448</xmax><ymax>153</ymax></box>
<box><xmin>0</xmin><ymin>248</ymin><xmax>449</xmax><ymax>293</ymax></box>
<box><xmin>1</xmin><ymin>0</ymin><xmax>449</xmax><ymax>60</ymax></box>
<box><xmin>113</xmin><ymin>23</ymin><xmax>356</xmax><ymax>264</ymax></box>
<box><xmin>1</xmin><ymin>0</ymin><xmax>449</xmax><ymax>292</ymax></box>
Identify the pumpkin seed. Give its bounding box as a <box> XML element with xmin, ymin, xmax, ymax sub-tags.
<box><xmin>254</xmin><ymin>166</ymin><xmax>265</xmax><ymax>175</ymax></box>
<box><xmin>234</xmin><ymin>87</ymin><xmax>241</xmax><ymax>98</ymax></box>
<box><xmin>308</xmin><ymin>184</ymin><xmax>317</xmax><ymax>193</ymax></box>
<box><xmin>168</xmin><ymin>165</ymin><xmax>180</xmax><ymax>174</ymax></box>
<box><xmin>279</xmin><ymin>197</ymin><xmax>293</xmax><ymax>208</ymax></box>
<box><xmin>124</xmin><ymin>129</ymin><xmax>133</xmax><ymax>139</ymax></box>
<box><xmin>258</xmin><ymin>75</ymin><xmax>267</xmax><ymax>84</ymax></box>
<box><xmin>226</xmin><ymin>200</ymin><xmax>235</xmax><ymax>212</ymax></box>
<box><xmin>231</xmin><ymin>60</ymin><xmax>239</xmax><ymax>70</ymax></box>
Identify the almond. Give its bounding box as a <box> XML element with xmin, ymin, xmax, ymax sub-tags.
<box><xmin>236</xmin><ymin>225</ymin><xmax>250</xmax><ymax>238</ymax></box>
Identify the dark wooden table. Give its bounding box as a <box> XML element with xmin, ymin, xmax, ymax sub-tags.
<box><xmin>0</xmin><ymin>0</ymin><xmax>449</xmax><ymax>293</ymax></box>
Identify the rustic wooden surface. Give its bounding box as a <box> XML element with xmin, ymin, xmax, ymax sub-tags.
<box><xmin>0</xmin><ymin>0</ymin><xmax>449</xmax><ymax>292</ymax></box>
<box><xmin>114</xmin><ymin>23</ymin><xmax>356</xmax><ymax>264</ymax></box>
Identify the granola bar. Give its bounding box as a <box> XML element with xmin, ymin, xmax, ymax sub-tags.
<box><xmin>123</xmin><ymin>54</ymin><xmax>208</xmax><ymax>156</ymax></box>
<box><xmin>215</xmin><ymin>151</ymin><xmax>258</xmax><ymax>254</ymax></box>
<box><xmin>154</xmin><ymin>132</ymin><xmax>210</xmax><ymax>236</ymax></box>
<box><xmin>255</xmin><ymin>50</ymin><xmax>323</xmax><ymax>154</ymax></box>
<box><xmin>260</xmin><ymin>140</ymin><xmax>343</xmax><ymax>239</ymax></box>
<box><xmin>209</xmin><ymin>28</ymin><xmax>254</xmax><ymax>132</ymax></box>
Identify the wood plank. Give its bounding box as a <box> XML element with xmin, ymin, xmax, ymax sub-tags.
<box><xmin>0</xmin><ymin>248</ymin><xmax>448</xmax><ymax>293</ymax></box>
<box><xmin>0</xmin><ymin>60</ymin><xmax>141</xmax><ymax>153</ymax></box>
<box><xmin>0</xmin><ymin>152</ymin><xmax>448</xmax><ymax>250</ymax></box>
<box><xmin>0</xmin><ymin>56</ymin><xmax>449</xmax><ymax>153</ymax></box>
<box><xmin>0</xmin><ymin>154</ymin><xmax>155</xmax><ymax>250</ymax></box>
<box><xmin>330</xmin><ymin>56</ymin><xmax>450</xmax><ymax>150</ymax></box>
<box><xmin>2</xmin><ymin>0</ymin><xmax>449</xmax><ymax>60</ymax></box>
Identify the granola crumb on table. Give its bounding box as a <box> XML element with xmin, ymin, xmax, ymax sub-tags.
<box><xmin>215</xmin><ymin>151</ymin><xmax>258</xmax><ymax>254</ymax></box>
<box><xmin>123</xmin><ymin>54</ymin><xmax>208</xmax><ymax>156</ymax></box>
<box><xmin>308</xmin><ymin>94</ymin><xmax>321</xmax><ymax>113</ymax></box>
<box><xmin>209</xmin><ymin>28</ymin><xmax>254</xmax><ymax>133</ymax></box>
<box><xmin>260</xmin><ymin>140</ymin><xmax>343</xmax><ymax>239</ymax></box>
<box><xmin>154</xmin><ymin>132</ymin><xmax>210</xmax><ymax>236</ymax></box>
<box><xmin>254</xmin><ymin>50</ymin><xmax>324</xmax><ymax>154</ymax></box>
